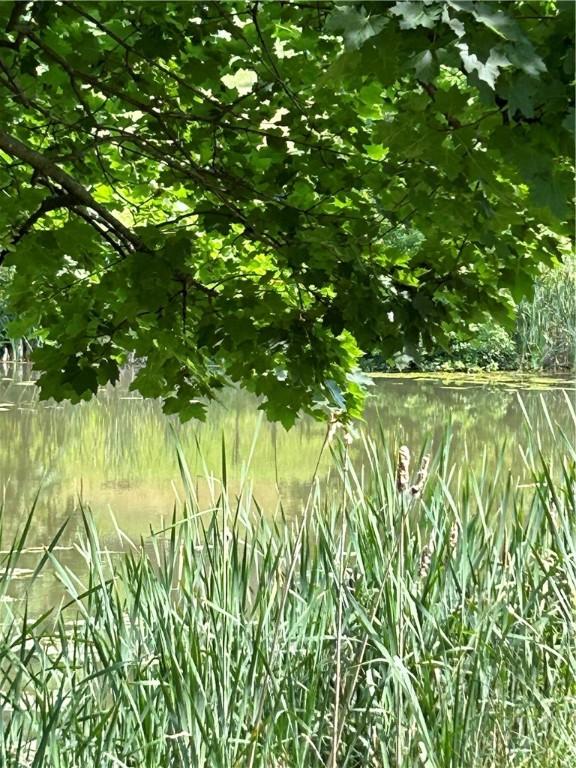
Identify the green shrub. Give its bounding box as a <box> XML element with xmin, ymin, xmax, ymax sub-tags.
<box><xmin>421</xmin><ymin>323</ymin><xmax>518</xmax><ymax>372</ymax></box>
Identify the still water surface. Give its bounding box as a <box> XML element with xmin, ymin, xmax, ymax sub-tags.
<box><xmin>0</xmin><ymin>364</ymin><xmax>574</xmax><ymax>610</ymax></box>
<box><xmin>2</xmin><ymin>364</ymin><xmax>574</xmax><ymax>534</ymax></box>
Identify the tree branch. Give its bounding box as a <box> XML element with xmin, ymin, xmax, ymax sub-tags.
<box><xmin>25</xmin><ymin>30</ymin><xmax>212</xmax><ymax>125</ymax></box>
<box><xmin>0</xmin><ymin>131</ymin><xmax>218</xmax><ymax>298</ymax></box>
<box><xmin>0</xmin><ymin>130</ymin><xmax>141</xmax><ymax>250</ymax></box>
<box><xmin>6</xmin><ymin>2</ymin><xmax>28</xmax><ymax>33</ymax></box>
<box><xmin>0</xmin><ymin>193</ymin><xmax>75</xmax><ymax>265</ymax></box>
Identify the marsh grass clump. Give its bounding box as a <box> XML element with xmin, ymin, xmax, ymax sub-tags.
<box><xmin>516</xmin><ymin>257</ymin><xmax>576</xmax><ymax>372</ymax></box>
<box><xmin>0</xmin><ymin>418</ymin><xmax>575</xmax><ymax>768</ymax></box>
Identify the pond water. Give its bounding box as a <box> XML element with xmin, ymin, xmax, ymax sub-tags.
<box><xmin>0</xmin><ymin>364</ymin><xmax>574</xmax><ymax>611</ymax></box>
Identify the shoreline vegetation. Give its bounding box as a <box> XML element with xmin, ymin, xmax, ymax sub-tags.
<box><xmin>1</xmin><ymin>407</ymin><xmax>575</xmax><ymax>768</ymax></box>
<box><xmin>363</xmin><ymin>258</ymin><xmax>576</xmax><ymax>376</ymax></box>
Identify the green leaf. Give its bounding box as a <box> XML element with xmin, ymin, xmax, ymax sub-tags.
<box><xmin>463</xmin><ymin>2</ymin><xmax>523</xmax><ymax>41</ymax></box>
<box><xmin>457</xmin><ymin>44</ymin><xmax>511</xmax><ymax>88</ymax></box>
<box><xmin>364</xmin><ymin>144</ymin><xmax>390</xmax><ymax>161</ymax></box>
<box><xmin>221</xmin><ymin>68</ymin><xmax>258</xmax><ymax>95</ymax></box>
<box><xmin>412</xmin><ymin>50</ymin><xmax>439</xmax><ymax>81</ymax></box>
<box><xmin>390</xmin><ymin>1</ymin><xmax>442</xmax><ymax>30</ymax></box>
<box><xmin>325</xmin><ymin>5</ymin><xmax>387</xmax><ymax>50</ymax></box>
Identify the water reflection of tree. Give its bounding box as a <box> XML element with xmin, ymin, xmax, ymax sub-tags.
<box><xmin>364</xmin><ymin>379</ymin><xmax>572</xmax><ymax>462</ymax></box>
<box><xmin>0</xmin><ymin>369</ymin><xmax>573</xmax><ymax>548</ymax></box>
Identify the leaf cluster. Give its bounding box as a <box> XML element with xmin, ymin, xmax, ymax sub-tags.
<box><xmin>0</xmin><ymin>0</ymin><xmax>572</xmax><ymax>423</ymax></box>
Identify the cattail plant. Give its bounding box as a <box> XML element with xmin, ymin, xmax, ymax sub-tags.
<box><xmin>396</xmin><ymin>446</ymin><xmax>430</xmax><ymax>498</ymax></box>
<box><xmin>396</xmin><ymin>445</ymin><xmax>411</xmax><ymax>492</ymax></box>
<box><xmin>449</xmin><ymin>521</ymin><xmax>460</xmax><ymax>552</ymax></box>
<box><xmin>418</xmin><ymin>536</ymin><xmax>435</xmax><ymax>579</ymax></box>
<box><xmin>411</xmin><ymin>454</ymin><xmax>430</xmax><ymax>497</ymax></box>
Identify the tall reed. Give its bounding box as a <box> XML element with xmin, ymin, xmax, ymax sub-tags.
<box><xmin>0</xmin><ymin>410</ymin><xmax>575</xmax><ymax>767</ymax></box>
<box><xmin>516</xmin><ymin>257</ymin><xmax>576</xmax><ymax>371</ymax></box>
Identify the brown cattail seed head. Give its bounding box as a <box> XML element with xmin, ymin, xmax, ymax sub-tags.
<box><xmin>411</xmin><ymin>454</ymin><xmax>430</xmax><ymax>497</ymax></box>
<box><xmin>396</xmin><ymin>445</ymin><xmax>411</xmax><ymax>492</ymax></box>
<box><xmin>419</xmin><ymin>546</ymin><xmax>432</xmax><ymax>579</ymax></box>
<box><xmin>419</xmin><ymin>537</ymin><xmax>435</xmax><ymax>578</ymax></box>
<box><xmin>449</xmin><ymin>522</ymin><xmax>460</xmax><ymax>552</ymax></box>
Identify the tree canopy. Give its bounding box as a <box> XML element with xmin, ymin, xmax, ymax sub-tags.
<box><xmin>0</xmin><ymin>1</ymin><xmax>573</xmax><ymax>426</ymax></box>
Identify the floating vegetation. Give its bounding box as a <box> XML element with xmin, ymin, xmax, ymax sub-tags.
<box><xmin>371</xmin><ymin>371</ymin><xmax>574</xmax><ymax>389</ymax></box>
